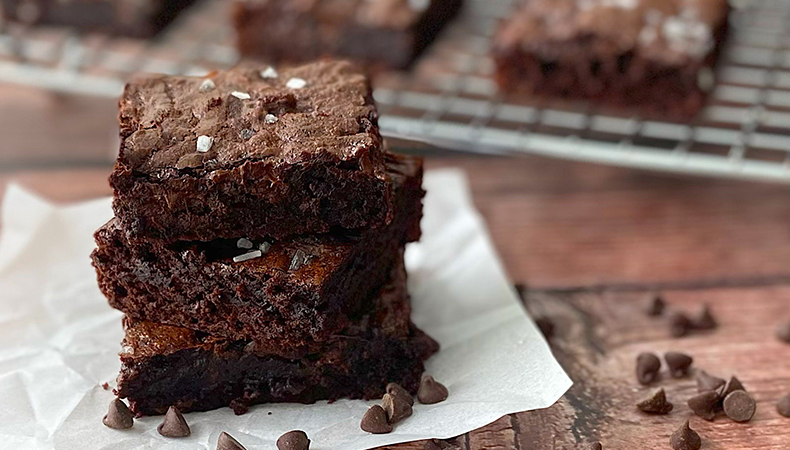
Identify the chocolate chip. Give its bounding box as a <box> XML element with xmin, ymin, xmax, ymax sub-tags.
<box><xmin>692</xmin><ymin>304</ymin><xmax>717</xmax><ymax>330</ymax></box>
<box><xmin>719</xmin><ymin>376</ymin><xmax>746</xmax><ymax>399</ymax></box>
<box><xmin>636</xmin><ymin>388</ymin><xmax>673</xmax><ymax>414</ymax></box>
<box><xmin>157</xmin><ymin>406</ymin><xmax>190</xmax><ymax>437</ymax></box>
<box><xmin>645</xmin><ymin>293</ymin><xmax>665</xmax><ymax>316</ymax></box>
<box><xmin>102</xmin><ymin>398</ymin><xmax>133</xmax><ymax>429</ymax></box>
<box><xmin>664</xmin><ymin>352</ymin><xmax>693</xmax><ymax>378</ymax></box>
<box><xmin>697</xmin><ymin>370</ymin><xmax>725</xmax><ymax>393</ymax></box>
<box><xmin>588</xmin><ymin>443</ymin><xmax>603</xmax><ymax>450</ymax></box>
<box><xmin>636</xmin><ymin>353</ymin><xmax>661</xmax><ymax>385</ymax></box>
<box><xmin>217</xmin><ymin>432</ymin><xmax>246</xmax><ymax>450</ymax></box>
<box><xmin>723</xmin><ymin>390</ymin><xmax>756</xmax><ymax>422</ymax></box>
<box><xmin>669</xmin><ymin>312</ymin><xmax>692</xmax><ymax>337</ymax></box>
<box><xmin>777</xmin><ymin>392</ymin><xmax>790</xmax><ymax>417</ymax></box>
<box><xmin>776</xmin><ymin>321</ymin><xmax>790</xmax><ymax>344</ymax></box>
<box><xmin>276</xmin><ymin>430</ymin><xmax>310</xmax><ymax>450</ymax></box>
<box><xmin>382</xmin><ymin>393</ymin><xmax>413</xmax><ymax>424</ymax></box>
<box><xmin>423</xmin><ymin>439</ymin><xmax>459</xmax><ymax>450</ymax></box>
<box><xmin>534</xmin><ymin>316</ymin><xmax>555</xmax><ymax>339</ymax></box>
<box><xmin>688</xmin><ymin>391</ymin><xmax>720</xmax><ymax>421</ymax></box>
<box><xmin>670</xmin><ymin>420</ymin><xmax>701</xmax><ymax>450</ymax></box>
<box><xmin>418</xmin><ymin>375</ymin><xmax>449</xmax><ymax>404</ymax></box>
<box><xmin>360</xmin><ymin>405</ymin><xmax>392</xmax><ymax>434</ymax></box>
<box><xmin>386</xmin><ymin>382</ymin><xmax>414</xmax><ymax>406</ymax></box>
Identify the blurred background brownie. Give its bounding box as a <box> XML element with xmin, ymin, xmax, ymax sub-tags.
<box><xmin>492</xmin><ymin>0</ymin><xmax>730</xmax><ymax>118</ymax></box>
<box><xmin>233</xmin><ymin>0</ymin><xmax>463</xmax><ymax>70</ymax></box>
<box><xmin>0</xmin><ymin>0</ymin><xmax>197</xmax><ymax>37</ymax></box>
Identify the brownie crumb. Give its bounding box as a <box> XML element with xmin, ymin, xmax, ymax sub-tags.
<box><xmin>636</xmin><ymin>388</ymin><xmax>673</xmax><ymax>414</ymax></box>
<box><xmin>418</xmin><ymin>375</ymin><xmax>449</xmax><ymax>404</ymax></box>
<box><xmin>276</xmin><ymin>430</ymin><xmax>310</xmax><ymax>450</ymax></box>
<box><xmin>670</xmin><ymin>420</ymin><xmax>701</xmax><ymax>450</ymax></box>
<box><xmin>723</xmin><ymin>390</ymin><xmax>756</xmax><ymax>422</ymax></box>
<box><xmin>636</xmin><ymin>353</ymin><xmax>661</xmax><ymax>385</ymax></box>
<box><xmin>664</xmin><ymin>352</ymin><xmax>693</xmax><ymax>378</ymax></box>
<box><xmin>361</xmin><ymin>405</ymin><xmax>392</xmax><ymax>434</ymax></box>
<box><xmin>102</xmin><ymin>398</ymin><xmax>133</xmax><ymax>430</ymax></box>
<box><xmin>101</xmin><ymin>382</ymin><xmax>110</xmax><ymax>390</ymax></box>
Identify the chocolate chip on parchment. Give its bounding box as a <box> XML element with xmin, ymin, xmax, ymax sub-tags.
<box><xmin>636</xmin><ymin>388</ymin><xmax>673</xmax><ymax>414</ymax></box>
<box><xmin>217</xmin><ymin>431</ymin><xmax>246</xmax><ymax>450</ymax></box>
<box><xmin>776</xmin><ymin>321</ymin><xmax>790</xmax><ymax>344</ymax></box>
<box><xmin>688</xmin><ymin>391</ymin><xmax>719</xmax><ymax>421</ymax></box>
<box><xmin>777</xmin><ymin>392</ymin><xmax>790</xmax><ymax>418</ymax></box>
<box><xmin>418</xmin><ymin>375</ymin><xmax>449</xmax><ymax>404</ymax></box>
<box><xmin>157</xmin><ymin>406</ymin><xmax>190</xmax><ymax>437</ymax></box>
<box><xmin>361</xmin><ymin>405</ymin><xmax>392</xmax><ymax>434</ymax></box>
<box><xmin>387</xmin><ymin>382</ymin><xmax>414</xmax><ymax>406</ymax></box>
<box><xmin>636</xmin><ymin>353</ymin><xmax>661</xmax><ymax>385</ymax></box>
<box><xmin>692</xmin><ymin>304</ymin><xmax>717</xmax><ymax>330</ymax></box>
<box><xmin>645</xmin><ymin>293</ymin><xmax>665</xmax><ymax>317</ymax></box>
<box><xmin>277</xmin><ymin>430</ymin><xmax>310</xmax><ymax>450</ymax></box>
<box><xmin>723</xmin><ymin>390</ymin><xmax>756</xmax><ymax>422</ymax></box>
<box><xmin>669</xmin><ymin>312</ymin><xmax>693</xmax><ymax>337</ymax></box>
<box><xmin>665</xmin><ymin>352</ymin><xmax>693</xmax><ymax>378</ymax></box>
<box><xmin>382</xmin><ymin>393</ymin><xmax>413</xmax><ymax>424</ymax></box>
<box><xmin>719</xmin><ymin>376</ymin><xmax>746</xmax><ymax>399</ymax></box>
<box><xmin>697</xmin><ymin>370</ymin><xmax>726</xmax><ymax>393</ymax></box>
<box><xmin>102</xmin><ymin>398</ymin><xmax>134</xmax><ymax>429</ymax></box>
<box><xmin>670</xmin><ymin>420</ymin><xmax>701</xmax><ymax>450</ymax></box>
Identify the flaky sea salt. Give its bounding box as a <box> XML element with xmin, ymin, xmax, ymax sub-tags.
<box><xmin>286</xmin><ymin>78</ymin><xmax>307</xmax><ymax>89</ymax></box>
<box><xmin>259</xmin><ymin>242</ymin><xmax>272</xmax><ymax>253</ymax></box>
<box><xmin>232</xmin><ymin>91</ymin><xmax>251</xmax><ymax>100</ymax></box>
<box><xmin>289</xmin><ymin>249</ymin><xmax>309</xmax><ymax>271</ymax></box>
<box><xmin>196</xmin><ymin>135</ymin><xmax>214</xmax><ymax>153</ymax></box>
<box><xmin>237</xmin><ymin>238</ymin><xmax>253</xmax><ymax>249</ymax></box>
<box><xmin>264</xmin><ymin>114</ymin><xmax>278</xmax><ymax>124</ymax></box>
<box><xmin>261</xmin><ymin>66</ymin><xmax>278</xmax><ymax>79</ymax></box>
<box><xmin>199</xmin><ymin>79</ymin><xmax>216</xmax><ymax>92</ymax></box>
<box><xmin>233</xmin><ymin>250</ymin><xmax>262</xmax><ymax>263</ymax></box>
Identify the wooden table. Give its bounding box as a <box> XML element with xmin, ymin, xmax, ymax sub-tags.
<box><xmin>1</xmin><ymin>87</ymin><xmax>789</xmax><ymax>449</ymax></box>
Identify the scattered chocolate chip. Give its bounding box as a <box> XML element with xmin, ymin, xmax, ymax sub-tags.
<box><xmin>688</xmin><ymin>391</ymin><xmax>720</xmax><ymax>421</ymax></box>
<box><xmin>669</xmin><ymin>312</ymin><xmax>693</xmax><ymax>337</ymax></box>
<box><xmin>157</xmin><ymin>406</ymin><xmax>190</xmax><ymax>438</ymax></box>
<box><xmin>361</xmin><ymin>405</ymin><xmax>392</xmax><ymax>434</ymax></box>
<box><xmin>418</xmin><ymin>375</ymin><xmax>449</xmax><ymax>404</ymax></box>
<box><xmin>102</xmin><ymin>398</ymin><xmax>133</xmax><ymax>429</ymax></box>
<box><xmin>636</xmin><ymin>388</ymin><xmax>673</xmax><ymax>414</ymax></box>
<box><xmin>534</xmin><ymin>316</ymin><xmax>555</xmax><ymax>339</ymax></box>
<box><xmin>386</xmin><ymin>382</ymin><xmax>414</xmax><ymax>406</ymax></box>
<box><xmin>277</xmin><ymin>430</ymin><xmax>310</xmax><ymax>450</ymax></box>
<box><xmin>697</xmin><ymin>370</ymin><xmax>726</xmax><ymax>393</ymax></box>
<box><xmin>719</xmin><ymin>376</ymin><xmax>746</xmax><ymax>399</ymax></box>
<box><xmin>665</xmin><ymin>352</ymin><xmax>693</xmax><ymax>378</ymax></box>
<box><xmin>423</xmin><ymin>439</ymin><xmax>459</xmax><ymax>450</ymax></box>
<box><xmin>777</xmin><ymin>392</ymin><xmax>790</xmax><ymax>418</ymax></box>
<box><xmin>217</xmin><ymin>431</ymin><xmax>246</xmax><ymax>450</ymax></box>
<box><xmin>776</xmin><ymin>321</ymin><xmax>790</xmax><ymax>344</ymax></box>
<box><xmin>588</xmin><ymin>442</ymin><xmax>603</xmax><ymax>450</ymax></box>
<box><xmin>636</xmin><ymin>353</ymin><xmax>661</xmax><ymax>385</ymax></box>
<box><xmin>101</xmin><ymin>382</ymin><xmax>109</xmax><ymax>390</ymax></box>
<box><xmin>723</xmin><ymin>390</ymin><xmax>756</xmax><ymax>422</ymax></box>
<box><xmin>645</xmin><ymin>293</ymin><xmax>665</xmax><ymax>317</ymax></box>
<box><xmin>382</xmin><ymin>393</ymin><xmax>413</xmax><ymax>424</ymax></box>
<box><xmin>692</xmin><ymin>304</ymin><xmax>717</xmax><ymax>330</ymax></box>
<box><xmin>670</xmin><ymin>420</ymin><xmax>701</xmax><ymax>450</ymax></box>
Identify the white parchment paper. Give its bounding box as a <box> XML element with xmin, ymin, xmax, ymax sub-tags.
<box><xmin>0</xmin><ymin>169</ymin><xmax>571</xmax><ymax>450</ymax></box>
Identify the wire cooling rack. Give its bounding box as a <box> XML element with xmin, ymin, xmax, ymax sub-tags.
<box><xmin>1</xmin><ymin>0</ymin><xmax>789</xmax><ymax>183</ymax></box>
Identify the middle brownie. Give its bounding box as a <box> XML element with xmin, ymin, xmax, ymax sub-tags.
<box><xmin>92</xmin><ymin>153</ymin><xmax>423</xmax><ymax>357</ymax></box>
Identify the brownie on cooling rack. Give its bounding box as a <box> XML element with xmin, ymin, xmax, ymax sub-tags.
<box><xmin>0</xmin><ymin>0</ymin><xmax>196</xmax><ymax>37</ymax></box>
<box><xmin>115</xmin><ymin>259</ymin><xmax>439</xmax><ymax>416</ymax></box>
<box><xmin>492</xmin><ymin>0</ymin><xmax>730</xmax><ymax>118</ymax></box>
<box><xmin>94</xmin><ymin>153</ymin><xmax>423</xmax><ymax>357</ymax></box>
<box><xmin>111</xmin><ymin>60</ymin><xmax>395</xmax><ymax>243</ymax></box>
<box><xmin>233</xmin><ymin>0</ymin><xmax>463</xmax><ymax>70</ymax></box>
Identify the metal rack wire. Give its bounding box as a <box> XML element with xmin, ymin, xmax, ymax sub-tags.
<box><xmin>1</xmin><ymin>0</ymin><xmax>789</xmax><ymax>183</ymax></box>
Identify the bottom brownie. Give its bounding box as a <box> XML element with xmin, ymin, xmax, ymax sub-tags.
<box><xmin>115</xmin><ymin>260</ymin><xmax>439</xmax><ymax>416</ymax></box>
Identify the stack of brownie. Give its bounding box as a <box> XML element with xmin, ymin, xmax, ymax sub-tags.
<box><xmin>91</xmin><ymin>59</ymin><xmax>438</xmax><ymax>416</ymax></box>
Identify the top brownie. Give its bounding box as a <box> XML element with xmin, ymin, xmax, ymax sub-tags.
<box><xmin>111</xmin><ymin>59</ymin><xmax>393</xmax><ymax>242</ymax></box>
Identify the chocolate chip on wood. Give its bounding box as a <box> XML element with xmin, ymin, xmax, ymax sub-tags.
<box><xmin>645</xmin><ymin>293</ymin><xmax>665</xmax><ymax>317</ymax></box>
<box><xmin>418</xmin><ymin>375</ymin><xmax>449</xmax><ymax>404</ymax></box>
<box><xmin>382</xmin><ymin>393</ymin><xmax>413</xmax><ymax>424</ymax></box>
<box><xmin>688</xmin><ymin>391</ymin><xmax>720</xmax><ymax>421</ymax></box>
<box><xmin>636</xmin><ymin>388</ymin><xmax>673</xmax><ymax>414</ymax></box>
<box><xmin>723</xmin><ymin>391</ymin><xmax>756</xmax><ymax>422</ymax></box>
<box><xmin>102</xmin><ymin>398</ymin><xmax>134</xmax><ymax>429</ymax></box>
<box><xmin>776</xmin><ymin>321</ymin><xmax>790</xmax><ymax>344</ymax></box>
<box><xmin>157</xmin><ymin>406</ymin><xmax>190</xmax><ymax>437</ymax></box>
<box><xmin>697</xmin><ymin>370</ymin><xmax>726</xmax><ymax>393</ymax></box>
<box><xmin>217</xmin><ymin>432</ymin><xmax>246</xmax><ymax>450</ymax></box>
<box><xmin>636</xmin><ymin>353</ymin><xmax>661</xmax><ymax>385</ymax></box>
<box><xmin>361</xmin><ymin>405</ymin><xmax>392</xmax><ymax>434</ymax></box>
<box><xmin>664</xmin><ymin>352</ymin><xmax>693</xmax><ymax>378</ymax></box>
<box><xmin>777</xmin><ymin>392</ymin><xmax>790</xmax><ymax>418</ymax></box>
<box><xmin>277</xmin><ymin>430</ymin><xmax>310</xmax><ymax>450</ymax></box>
<box><xmin>719</xmin><ymin>376</ymin><xmax>746</xmax><ymax>399</ymax></box>
<box><xmin>692</xmin><ymin>304</ymin><xmax>717</xmax><ymax>330</ymax></box>
<box><xmin>669</xmin><ymin>312</ymin><xmax>693</xmax><ymax>337</ymax></box>
<box><xmin>670</xmin><ymin>420</ymin><xmax>702</xmax><ymax>450</ymax></box>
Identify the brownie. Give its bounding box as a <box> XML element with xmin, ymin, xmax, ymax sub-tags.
<box><xmin>111</xmin><ymin>60</ymin><xmax>393</xmax><ymax>243</ymax></box>
<box><xmin>115</xmin><ymin>262</ymin><xmax>439</xmax><ymax>416</ymax></box>
<box><xmin>0</xmin><ymin>0</ymin><xmax>196</xmax><ymax>37</ymax></box>
<box><xmin>93</xmin><ymin>153</ymin><xmax>423</xmax><ymax>357</ymax></box>
<box><xmin>233</xmin><ymin>0</ymin><xmax>463</xmax><ymax>70</ymax></box>
<box><xmin>492</xmin><ymin>0</ymin><xmax>730</xmax><ymax>118</ymax></box>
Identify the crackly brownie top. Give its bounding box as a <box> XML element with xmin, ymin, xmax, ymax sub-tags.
<box><xmin>118</xmin><ymin>59</ymin><xmax>384</xmax><ymax>175</ymax></box>
<box><xmin>236</xmin><ymin>0</ymin><xmax>435</xmax><ymax>29</ymax></box>
<box><xmin>120</xmin><ymin>260</ymin><xmax>412</xmax><ymax>360</ymax></box>
<box><xmin>496</xmin><ymin>0</ymin><xmax>728</xmax><ymax>64</ymax></box>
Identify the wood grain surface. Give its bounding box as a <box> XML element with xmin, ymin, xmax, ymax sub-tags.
<box><xmin>1</xmin><ymin>130</ymin><xmax>789</xmax><ymax>449</ymax></box>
